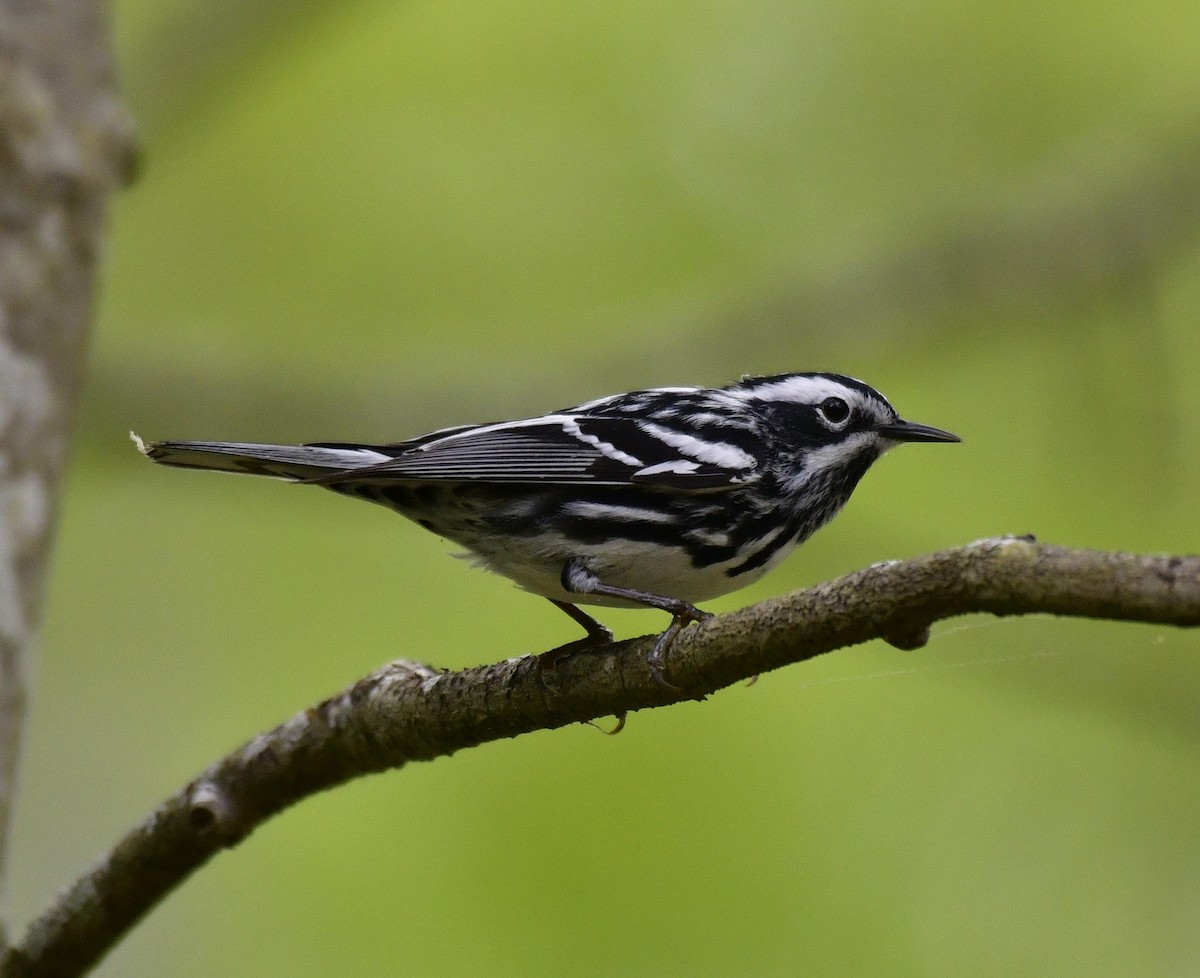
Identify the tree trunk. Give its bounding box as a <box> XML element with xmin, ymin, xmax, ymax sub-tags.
<box><xmin>0</xmin><ymin>0</ymin><xmax>133</xmax><ymax>950</ymax></box>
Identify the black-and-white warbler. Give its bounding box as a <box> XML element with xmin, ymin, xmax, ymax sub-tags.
<box><xmin>134</xmin><ymin>373</ymin><xmax>958</xmax><ymax>688</ymax></box>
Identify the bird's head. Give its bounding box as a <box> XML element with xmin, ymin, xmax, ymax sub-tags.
<box><xmin>730</xmin><ymin>372</ymin><xmax>959</xmax><ymax>496</ymax></box>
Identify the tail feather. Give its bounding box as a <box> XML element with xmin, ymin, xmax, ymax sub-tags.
<box><xmin>131</xmin><ymin>433</ymin><xmax>391</xmax><ymax>481</ymax></box>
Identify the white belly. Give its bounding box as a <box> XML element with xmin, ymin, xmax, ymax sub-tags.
<box><xmin>461</xmin><ymin>530</ymin><xmax>800</xmax><ymax>608</ymax></box>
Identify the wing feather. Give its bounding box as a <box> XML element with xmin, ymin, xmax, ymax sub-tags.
<box><xmin>309</xmin><ymin>415</ymin><xmax>759</xmax><ymax>490</ymax></box>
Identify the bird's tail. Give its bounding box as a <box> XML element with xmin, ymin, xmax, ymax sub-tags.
<box><xmin>131</xmin><ymin>433</ymin><xmax>392</xmax><ymax>481</ymax></box>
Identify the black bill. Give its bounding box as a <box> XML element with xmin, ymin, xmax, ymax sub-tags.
<box><xmin>877</xmin><ymin>419</ymin><xmax>961</xmax><ymax>443</ymax></box>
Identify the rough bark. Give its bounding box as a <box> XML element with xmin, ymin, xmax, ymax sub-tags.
<box><xmin>0</xmin><ymin>0</ymin><xmax>133</xmax><ymax>954</ymax></box>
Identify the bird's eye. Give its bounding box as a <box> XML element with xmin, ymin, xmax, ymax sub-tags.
<box><xmin>818</xmin><ymin>397</ymin><xmax>850</xmax><ymax>425</ymax></box>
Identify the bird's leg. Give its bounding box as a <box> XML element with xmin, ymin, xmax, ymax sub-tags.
<box><xmin>538</xmin><ymin>603</ymin><xmax>628</xmax><ymax>732</ymax></box>
<box><xmin>559</xmin><ymin>557</ymin><xmax>713</xmax><ymax>691</ymax></box>
<box><xmin>549</xmin><ymin>598</ymin><xmax>614</xmax><ymax>645</ymax></box>
<box><xmin>537</xmin><ymin>599</ymin><xmax>613</xmax><ymax>677</ymax></box>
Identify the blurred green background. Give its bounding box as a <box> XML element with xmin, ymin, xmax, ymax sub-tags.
<box><xmin>11</xmin><ymin>0</ymin><xmax>1200</xmax><ymax>975</ymax></box>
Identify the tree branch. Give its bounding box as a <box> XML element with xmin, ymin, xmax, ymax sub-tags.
<box><xmin>4</xmin><ymin>536</ymin><xmax>1198</xmax><ymax>978</ymax></box>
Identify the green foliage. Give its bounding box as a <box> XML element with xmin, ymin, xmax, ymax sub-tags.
<box><xmin>13</xmin><ymin>1</ymin><xmax>1200</xmax><ymax>975</ymax></box>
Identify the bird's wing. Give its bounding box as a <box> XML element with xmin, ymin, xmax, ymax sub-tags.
<box><xmin>308</xmin><ymin>414</ymin><xmax>760</xmax><ymax>490</ymax></box>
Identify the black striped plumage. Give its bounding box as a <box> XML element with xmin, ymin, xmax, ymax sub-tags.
<box><xmin>135</xmin><ymin>373</ymin><xmax>958</xmax><ymax>688</ymax></box>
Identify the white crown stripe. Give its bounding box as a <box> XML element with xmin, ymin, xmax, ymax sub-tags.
<box><xmin>737</xmin><ymin>375</ymin><xmax>882</xmax><ymax>408</ymax></box>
